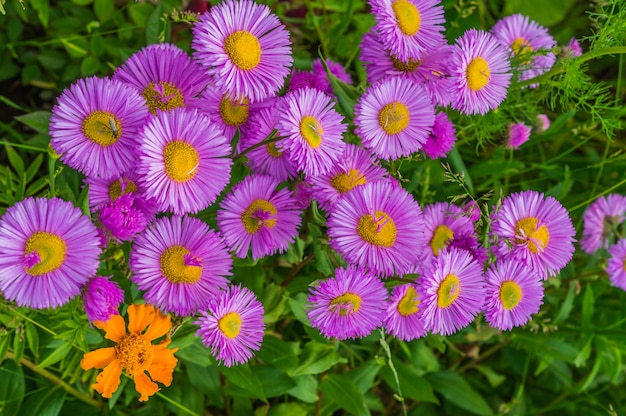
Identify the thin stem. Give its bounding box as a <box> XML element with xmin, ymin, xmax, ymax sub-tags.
<box><xmin>232</xmin><ymin>130</ymin><xmax>279</xmax><ymax>163</ymax></box>
<box><xmin>2</xmin><ymin>142</ymin><xmax>48</xmax><ymax>152</ymax></box>
<box><xmin>156</xmin><ymin>392</ymin><xmax>200</xmax><ymax>416</ymax></box>
<box><xmin>456</xmin><ymin>339</ymin><xmax>510</xmax><ymax>374</ymax></box>
<box><xmin>5</xmin><ymin>351</ymin><xmax>104</xmax><ymax>409</ymax></box>
<box><xmin>379</xmin><ymin>329</ymin><xmax>407</xmax><ymax>416</ymax></box>
<box><xmin>282</xmin><ymin>253</ymin><xmax>315</xmax><ymax>287</ymax></box>
<box><xmin>569</xmin><ymin>178</ymin><xmax>626</xmax><ymax>212</ymax></box>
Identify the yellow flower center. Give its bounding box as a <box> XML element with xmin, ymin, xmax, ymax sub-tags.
<box><xmin>163</xmin><ymin>141</ymin><xmax>199</xmax><ymax>183</ymax></box>
<box><xmin>142</xmin><ymin>81</ymin><xmax>185</xmax><ymax>114</ymax></box>
<box><xmin>378</xmin><ymin>102</ymin><xmax>410</xmax><ymax>135</ymax></box>
<box><xmin>218</xmin><ymin>312</ymin><xmax>242</xmax><ymax>339</ymax></box>
<box><xmin>499</xmin><ymin>280</ymin><xmax>523</xmax><ymax>310</ymax></box>
<box><xmin>266</xmin><ymin>142</ymin><xmax>283</xmax><ymax>158</ymax></box>
<box><xmin>330</xmin><ymin>292</ymin><xmax>362</xmax><ymax>316</ymax></box>
<box><xmin>330</xmin><ymin>169</ymin><xmax>367</xmax><ymax>194</ymax></box>
<box><xmin>515</xmin><ymin>217</ymin><xmax>550</xmax><ymax>254</ymax></box>
<box><xmin>224</xmin><ymin>30</ymin><xmax>262</xmax><ymax>71</ymax></box>
<box><xmin>466</xmin><ymin>57</ymin><xmax>491</xmax><ymax>91</ymax></box>
<box><xmin>511</xmin><ymin>37</ymin><xmax>533</xmax><ymax>56</ymax></box>
<box><xmin>241</xmin><ymin>199</ymin><xmax>277</xmax><ymax>234</ymax></box>
<box><xmin>219</xmin><ymin>95</ymin><xmax>250</xmax><ymax>127</ymax></box>
<box><xmin>430</xmin><ymin>225</ymin><xmax>454</xmax><ymax>256</ymax></box>
<box><xmin>392</xmin><ymin>0</ymin><xmax>421</xmax><ymax>36</ymax></box>
<box><xmin>160</xmin><ymin>245</ymin><xmax>203</xmax><ymax>284</ymax></box>
<box><xmin>437</xmin><ymin>273</ymin><xmax>460</xmax><ymax>308</ymax></box>
<box><xmin>390</xmin><ymin>54</ymin><xmax>421</xmax><ymax>72</ymax></box>
<box><xmin>358</xmin><ymin>210</ymin><xmax>397</xmax><ymax>247</ymax></box>
<box><xmin>108</xmin><ymin>179</ymin><xmax>138</xmax><ymax>200</ymax></box>
<box><xmin>397</xmin><ymin>286</ymin><xmax>420</xmax><ymax>316</ymax></box>
<box><xmin>300</xmin><ymin>116</ymin><xmax>323</xmax><ymax>149</ymax></box>
<box><xmin>24</xmin><ymin>231</ymin><xmax>67</xmax><ymax>276</ymax></box>
<box><xmin>115</xmin><ymin>333</ymin><xmax>154</xmax><ymax>376</ymax></box>
<box><xmin>82</xmin><ymin>111</ymin><xmax>122</xmax><ymax>146</ymax></box>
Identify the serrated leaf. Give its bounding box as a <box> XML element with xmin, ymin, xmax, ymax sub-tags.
<box><xmin>320</xmin><ymin>374</ymin><xmax>369</xmax><ymax>416</ymax></box>
<box><xmin>290</xmin><ymin>341</ymin><xmax>346</xmax><ymax>376</ymax></box>
<box><xmin>219</xmin><ymin>364</ymin><xmax>267</xmax><ymax>402</ymax></box>
<box><xmin>37</xmin><ymin>341</ymin><xmax>73</xmax><ymax>369</ymax></box>
<box><xmin>426</xmin><ymin>371</ymin><xmax>494</xmax><ymax>416</ymax></box>
<box><xmin>14</xmin><ymin>111</ymin><xmax>51</xmax><ymax>135</ymax></box>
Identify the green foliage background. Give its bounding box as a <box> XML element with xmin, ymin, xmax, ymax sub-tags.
<box><xmin>1</xmin><ymin>0</ymin><xmax>626</xmax><ymax>415</ymax></box>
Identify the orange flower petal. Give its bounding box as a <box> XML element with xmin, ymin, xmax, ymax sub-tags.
<box><xmin>128</xmin><ymin>304</ymin><xmax>156</xmax><ymax>334</ymax></box>
<box><xmin>92</xmin><ymin>359</ymin><xmax>123</xmax><ymax>399</ymax></box>
<box><xmin>96</xmin><ymin>314</ymin><xmax>126</xmax><ymax>343</ymax></box>
<box><xmin>81</xmin><ymin>347</ymin><xmax>117</xmax><ymax>370</ymax></box>
<box><xmin>143</xmin><ymin>311</ymin><xmax>172</xmax><ymax>342</ymax></box>
<box><xmin>134</xmin><ymin>372</ymin><xmax>160</xmax><ymax>402</ymax></box>
<box><xmin>147</xmin><ymin>344</ymin><xmax>178</xmax><ymax>386</ymax></box>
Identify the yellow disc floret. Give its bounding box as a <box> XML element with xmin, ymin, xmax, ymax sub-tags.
<box><xmin>499</xmin><ymin>281</ymin><xmax>523</xmax><ymax>310</ymax></box>
<box><xmin>115</xmin><ymin>332</ymin><xmax>155</xmax><ymax>376</ymax></box>
<box><xmin>160</xmin><ymin>245</ymin><xmax>203</xmax><ymax>284</ymax></box>
<box><xmin>392</xmin><ymin>0</ymin><xmax>421</xmax><ymax>36</ymax></box>
<box><xmin>163</xmin><ymin>141</ymin><xmax>200</xmax><ymax>183</ymax></box>
<box><xmin>379</xmin><ymin>102</ymin><xmax>410</xmax><ymax>135</ymax></box>
<box><xmin>466</xmin><ymin>57</ymin><xmax>491</xmax><ymax>91</ymax></box>
<box><xmin>437</xmin><ymin>273</ymin><xmax>460</xmax><ymax>308</ymax></box>
<box><xmin>220</xmin><ymin>95</ymin><xmax>250</xmax><ymax>126</ymax></box>
<box><xmin>218</xmin><ymin>312</ymin><xmax>243</xmax><ymax>338</ymax></box>
<box><xmin>142</xmin><ymin>82</ymin><xmax>185</xmax><ymax>114</ymax></box>
<box><xmin>358</xmin><ymin>210</ymin><xmax>397</xmax><ymax>247</ymax></box>
<box><xmin>330</xmin><ymin>293</ymin><xmax>362</xmax><ymax>316</ymax></box>
<box><xmin>397</xmin><ymin>286</ymin><xmax>420</xmax><ymax>316</ymax></box>
<box><xmin>515</xmin><ymin>217</ymin><xmax>550</xmax><ymax>253</ymax></box>
<box><xmin>82</xmin><ymin>111</ymin><xmax>122</xmax><ymax>146</ymax></box>
<box><xmin>330</xmin><ymin>169</ymin><xmax>367</xmax><ymax>194</ymax></box>
<box><xmin>241</xmin><ymin>199</ymin><xmax>277</xmax><ymax>234</ymax></box>
<box><xmin>224</xmin><ymin>30</ymin><xmax>262</xmax><ymax>70</ymax></box>
<box><xmin>24</xmin><ymin>231</ymin><xmax>67</xmax><ymax>276</ymax></box>
<box><xmin>429</xmin><ymin>225</ymin><xmax>454</xmax><ymax>256</ymax></box>
<box><xmin>300</xmin><ymin>116</ymin><xmax>324</xmax><ymax>148</ymax></box>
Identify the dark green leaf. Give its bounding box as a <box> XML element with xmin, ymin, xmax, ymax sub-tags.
<box><xmin>0</xmin><ymin>334</ymin><xmax>11</xmax><ymax>361</ymax></box>
<box><xmin>553</xmin><ymin>281</ymin><xmax>576</xmax><ymax>325</ymax></box>
<box><xmin>25</xmin><ymin>322</ymin><xmax>39</xmax><ymax>358</ymax></box>
<box><xmin>581</xmin><ymin>283</ymin><xmax>594</xmax><ymax>328</ymax></box>
<box><xmin>290</xmin><ymin>341</ymin><xmax>347</xmax><ymax>376</ymax></box>
<box><xmin>287</xmin><ymin>375</ymin><xmax>318</xmax><ymax>403</ymax></box>
<box><xmin>4</xmin><ymin>144</ymin><xmax>24</xmax><ymax>176</ymax></box>
<box><xmin>30</xmin><ymin>0</ymin><xmax>50</xmax><ymax>28</ymax></box>
<box><xmin>379</xmin><ymin>359</ymin><xmax>438</xmax><ymax>404</ymax></box>
<box><xmin>320</xmin><ymin>374</ymin><xmax>369</xmax><ymax>416</ymax></box>
<box><xmin>145</xmin><ymin>4</ymin><xmax>163</xmax><ymax>44</ymax></box>
<box><xmin>37</xmin><ymin>341</ymin><xmax>73</xmax><ymax>369</ymax></box>
<box><xmin>267</xmin><ymin>402</ymin><xmax>309</xmax><ymax>416</ymax></box>
<box><xmin>0</xmin><ymin>360</ymin><xmax>25</xmax><ymax>416</ymax></box>
<box><xmin>25</xmin><ymin>154</ymin><xmax>44</xmax><ymax>183</ymax></box>
<box><xmin>256</xmin><ymin>335</ymin><xmax>299</xmax><ymax>371</ymax></box>
<box><xmin>21</xmin><ymin>64</ymin><xmax>42</xmax><ymax>86</ymax></box>
<box><xmin>17</xmin><ymin>386</ymin><xmax>66</xmax><ymax>416</ymax></box>
<box><xmin>80</xmin><ymin>56</ymin><xmax>100</xmax><ymax>77</ymax></box>
<box><xmin>128</xmin><ymin>2</ymin><xmax>155</xmax><ymax>28</ymax></box>
<box><xmin>426</xmin><ymin>371</ymin><xmax>494</xmax><ymax>416</ymax></box>
<box><xmin>94</xmin><ymin>0</ymin><xmax>114</xmax><ymax>22</ymax></box>
<box><xmin>12</xmin><ymin>331</ymin><xmax>25</xmax><ymax>364</ymax></box>
<box><xmin>253</xmin><ymin>366</ymin><xmax>296</xmax><ymax>398</ymax></box>
<box><xmin>219</xmin><ymin>364</ymin><xmax>267</xmax><ymax>402</ymax></box>
<box><xmin>14</xmin><ymin>111</ymin><xmax>51</xmax><ymax>135</ymax></box>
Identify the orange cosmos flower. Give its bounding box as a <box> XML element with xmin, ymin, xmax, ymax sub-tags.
<box><xmin>80</xmin><ymin>303</ymin><xmax>178</xmax><ymax>402</ymax></box>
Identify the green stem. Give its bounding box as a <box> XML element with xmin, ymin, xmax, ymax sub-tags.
<box><xmin>379</xmin><ymin>329</ymin><xmax>407</xmax><ymax>416</ymax></box>
<box><xmin>569</xmin><ymin>178</ymin><xmax>626</xmax><ymax>212</ymax></box>
<box><xmin>5</xmin><ymin>351</ymin><xmax>104</xmax><ymax>409</ymax></box>
<box><xmin>156</xmin><ymin>392</ymin><xmax>200</xmax><ymax>416</ymax></box>
<box><xmin>232</xmin><ymin>130</ymin><xmax>279</xmax><ymax>163</ymax></box>
<box><xmin>514</xmin><ymin>46</ymin><xmax>626</xmax><ymax>89</ymax></box>
<box><xmin>2</xmin><ymin>142</ymin><xmax>47</xmax><ymax>152</ymax></box>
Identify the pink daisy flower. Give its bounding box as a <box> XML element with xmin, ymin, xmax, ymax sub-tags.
<box><xmin>607</xmin><ymin>239</ymin><xmax>626</xmax><ymax>291</ymax></box>
<box><xmin>423</xmin><ymin>202</ymin><xmax>476</xmax><ymax>262</ymax></box>
<box><xmin>506</xmin><ymin>122</ymin><xmax>532</xmax><ymax>149</ymax></box>
<box><xmin>580</xmin><ymin>194</ymin><xmax>626</xmax><ymax>255</ymax></box>
<box><xmin>383</xmin><ymin>283</ymin><xmax>426</xmax><ymax>341</ymax></box>
<box><xmin>422</xmin><ymin>112</ymin><xmax>457</xmax><ymax>159</ymax></box>
<box><xmin>82</xmin><ymin>276</ymin><xmax>124</xmax><ymax>325</ymax></box>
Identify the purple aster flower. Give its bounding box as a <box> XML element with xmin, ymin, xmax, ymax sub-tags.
<box><xmin>423</xmin><ymin>202</ymin><xmax>476</xmax><ymax>262</ymax></box>
<box><xmin>0</xmin><ymin>197</ymin><xmax>101</xmax><ymax>309</ymax></box>
<box><xmin>383</xmin><ymin>283</ymin><xmax>426</xmax><ymax>341</ymax></box>
<box><xmin>607</xmin><ymin>239</ymin><xmax>626</xmax><ymax>291</ymax></box>
<box><xmin>580</xmin><ymin>194</ymin><xmax>626</xmax><ymax>255</ymax></box>
<box><xmin>85</xmin><ymin>171</ymin><xmax>159</xmax><ymax>219</ymax></box>
<box><xmin>239</xmin><ymin>100</ymin><xmax>298</xmax><ymax>182</ymax></box>
<box><xmin>534</xmin><ymin>114</ymin><xmax>550</xmax><ymax>133</ymax></box>
<box><xmin>192</xmin><ymin>0</ymin><xmax>293</xmax><ymax>103</ymax></box>
<box><xmin>491</xmin><ymin>14</ymin><xmax>556</xmax><ymax>83</ymax></box>
<box><xmin>355</xmin><ymin>77</ymin><xmax>435</xmax><ymax>160</ymax></box>
<box><xmin>217</xmin><ymin>175</ymin><xmax>303</xmax><ymax>259</ymax></box>
<box><xmin>195</xmin><ymin>285</ymin><xmax>265</xmax><ymax>367</ymax></box>
<box><xmin>327</xmin><ymin>181</ymin><xmax>427</xmax><ymax>277</ymax></box>
<box><xmin>483</xmin><ymin>259</ymin><xmax>544</xmax><ymax>331</ymax></box>
<box><xmin>360</xmin><ymin>30</ymin><xmax>452</xmax><ymax>107</ymax></box>
<box><xmin>99</xmin><ymin>193</ymin><xmax>149</xmax><ymax>242</ymax></box>
<box><xmin>293</xmin><ymin>180</ymin><xmax>314</xmax><ymax>210</ymax></box>
<box><xmin>369</xmin><ymin>0</ymin><xmax>445</xmax><ymax>61</ymax></box>
<box><xmin>449</xmin><ymin>29</ymin><xmax>512</xmax><ymax>115</ymax></box>
<box><xmin>129</xmin><ymin>215</ymin><xmax>232</xmax><ymax>317</ymax></box>
<box><xmin>422</xmin><ymin>112</ymin><xmax>457</xmax><ymax>159</ymax></box>
<box><xmin>491</xmin><ymin>190</ymin><xmax>576</xmax><ymax>279</ymax></box>
<box><xmin>562</xmin><ymin>37</ymin><xmax>582</xmax><ymax>58</ymax></box>
<box><xmin>289</xmin><ymin>70</ymin><xmax>327</xmax><ymax>94</ymax></box>
<box><xmin>463</xmin><ymin>200</ymin><xmax>482</xmax><ymax>223</ymax></box>
<box><xmin>82</xmin><ymin>275</ymin><xmax>125</xmax><ymax>325</ymax></box>
<box><xmin>137</xmin><ymin>107</ymin><xmax>232</xmax><ymax>215</ymax></box>
<box><xmin>447</xmin><ymin>232</ymin><xmax>489</xmax><ymax>265</ymax></box>
<box><xmin>50</xmin><ymin>76</ymin><xmax>149</xmax><ymax>179</ymax></box>
<box><xmin>418</xmin><ymin>248</ymin><xmax>485</xmax><ymax>336</ymax></box>
<box><xmin>277</xmin><ymin>88</ymin><xmax>347</xmax><ymax>176</ymax></box>
<box><xmin>307</xmin><ymin>265</ymin><xmax>388</xmax><ymax>340</ymax></box>
<box><xmin>310</xmin><ymin>58</ymin><xmax>353</xmax><ymax>96</ymax></box>
<box><xmin>113</xmin><ymin>43</ymin><xmax>207</xmax><ymax>114</ymax></box>
<box><xmin>506</xmin><ymin>122</ymin><xmax>532</xmax><ymax>149</ymax></box>
<box><xmin>309</xmin><ymin>144</ymin><xmax>388</xmax><ymax>213</ymax></box>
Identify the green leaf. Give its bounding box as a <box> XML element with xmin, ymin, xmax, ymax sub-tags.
<box><xmin>503</xmin><ymin>0</ymin><xmax>574</xmax><ymax>26</ymax></box>
<box><xmin>37</xmin><ymin>341</ymin><xmax>73</xmax><ymax>369</ymax></box>
<box><xmin>511</xmin><ymin>333</ymin><xmax>578</xmax><ymax>362</ymax></box>
<box><xmin>256</xmin><ymin>335</ymin><xmax>299</xmax><ymax>371</ymax></box>
<box><xmin>128</xmin><ymin>2</ymin><xmax>155</xmax><ymax>28</ymax></box>
<box><xmin>25</xmin><ymin>154</ymin><xmax>44</xmax><ymax>183</ymax></box>
<box><xmin>25</xmin><ymin>321</ymin><xmax>39</xmax><ymax>358</ymax></box>
<box><xmin>14</xmin><ymin>111</ymin><xmax>50</xmax><ymax>135</ymax></box>
<box><xmin>379</xmin><ymin>359</ymin><xmax>438</xmax><ymax>404</ymax></box>
<box><xmin>290</xmin><ymin>341</ymin><xmax>347</xmax><ymax>376</ymax></box>
<box><xmin>426</xmin><ymin>371</ymin><xmax>494</xmax><ymax>416</ymax></box>
<box><xmin>474</xmin><ymin>365</ymin><xmax>506</xmax><ymax>388</ymax></box>
<box><xmin>145</xmin><ymin>4</ymin><xmax>163</xmax><ymax>44</ymax></box>
<box><xmin>17</xmin><ymin>386</ymin><xmax>66</xmax><ymax>416</ymax></box>
<box><xmin>12</xmin><ymin>331</ymin><xmax>25</xmax><ymax>364</ymax></box>
<box><xmin>21</xmin><ymin>64</ymin><xmax>42</xmax><ymax>86</ymax></box>
<box><xmin>287</xmin><ymin>293</ymin><xmax>311</xmax><ymax>327</ymax></box>
<box><xmin>219</xmin><ymin>364</ymin><xmax>267</xmax><ymax>402</ymax></box>
<box><xmin>30</xmin><ymin>0</ymin><xmax>50</xmax><ymax>28</ymax></box>
<box><xmin>553</xmin><ymin>281</ymin><xmax>576</xmax><ymax>325</ymax></box>
<box><xmin>80</xmin><ymin>56</ymin><xmax>100</xmax><ymax>77</ymax></box>
<box><xmin>287</xmin><ymin>375</ymin><xmax>318</xmax><ymax>403</ymax></box>
<box><xmin>253</xmin><ymin>366</ymin><xmax>296</xmax><ymax>398</ymax></box>
<box><xmin>581</xmin><ymin>283</ymin><xmax>594</xmax><ymax>329</ymax></box>
<box><xmin>267</xmin><ymin>402</ymin><xmax>309</xmax><ymax>416</ymax></box>
<box><xmin>320</xmin><ymin>374</ymin><xmax>369</xmax><ymax>416</ymax></box>
<box><xmin>0</xmin><ymin>360</ymin><xmax>25</xmax><ymax>416</ymax></box>
<box><xmin>94</xmin><ymin>0</ymin><xmax>115</xmax><ymax>22</ymax></box>
<box><xmin>4</xmin><ymin>144</ymin><xmax>24</xmax><ymax>176</ymax></box>
<box><xmin>0</xmin><ymin>334</ymin><xmax>11</xmax><ymax>361</ymax></box>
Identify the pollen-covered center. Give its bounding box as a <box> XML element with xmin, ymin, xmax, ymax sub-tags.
<box><xmin>466</xmin><ymin>57</ymin><xmax>491</xmax><ymax>91</ymax></box>
<box><xmin>390</xmin><ymin>54</ymin><xmax>421</xmax><ymax>72</ymax></box>
<box><xmin>242</xmin><ymin>199</ymin><xmax>277</xmax><ymax>234</ymax></box>
<box><xmin>225</xmin><ymin>30</ymin><xmax>262</xmax><ymax>71</ymax></box>
<box><xmin>511</xmin><ymin>37</ymin><xmax>533</xmax><ymax>56</ymax></box>
<box><xmin>300</xmin><ymin>116</ymin><xmax>324</xmax><ymax>149</ymax></box>
<box><xmin>142</xmin><ymin>81</ymin><xmax>184</xmax><ymax>114</ymax></box>
<box><xmin>392</xmin><ymin>0</ymin><xmax>421</xmax><ymax>36</ymax></box>
<box><xmin>160</xmin><ymin>245</ymin><xmax>203</xmax><ymax>284</ymax></box>
<box><xmin>108</xmin><ymin>179</ymin><xmax>138</xmax><ymax>200</ymax></box>
<box><xmin>24</xmin><ymin>231</ymin><xmax>67</xmax><ymax>276</ymax></box>
<box><xmin>430</xmin><ymin>225</ymin><xmax>454</xmax><ymax>256</ymax></box>
<box><xmin>379</xmin><ymin>102</ymin><xmax>410</xmax><ymax>135</ymax></box>
<box><xmin>330</xmin><ymin>293</ymin><xmax>362</xmax><ymax>316</ymax></box>
<box><xmin>499</xmin><ymin>280</ymin><xmax>523</xmax><ymax>310</ymax></box>
<box><xmin>218</xmin><ymin>312</ymin><xmax>242</xmax><ymax>339</ymax></box>
<box><xmin>220</xmin><ymin>95</ymin><xmax>250</xmax><ymax>126</ymax></box>
<box><xmin>266</xmin><ymin>142</ymin><xmax>283</xmax><ymax>158</ymax></box>
<box><xmin>82</xmin><ymin>111</ymin><xmax>122</xmax><ymax>147</ymax></box>
<box><xmin>115</xmin><ymin>333</ymin><xmax>154</xmax><ymax>376</ymax></box>
<box><xmin>163</xmin><ymin>141</ymin><xmax>199</xmax><ymax>183</ymax></box>
<box><xmin>358</xmin><ymin>210</ymin><xmax>397</xmax><ymax>247</ymax></box>
<box><xmin>437</xmin><ymin>273</ymin><xmax>460</xmax><ymax>308</ymax></box>
<box><xmin>331</xmin><ymin>169</ymin><xmax>367</xmax><ymax>194</ymax></box>
<box><xmin>397</xmin><ymin>286</ymin><xmax>420</xmax><ymax>316</ymax></box>
<box><xmin>515</xmin><ymin>217</ymin><xmax>550</xmax><ymax>253</ymax></box>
